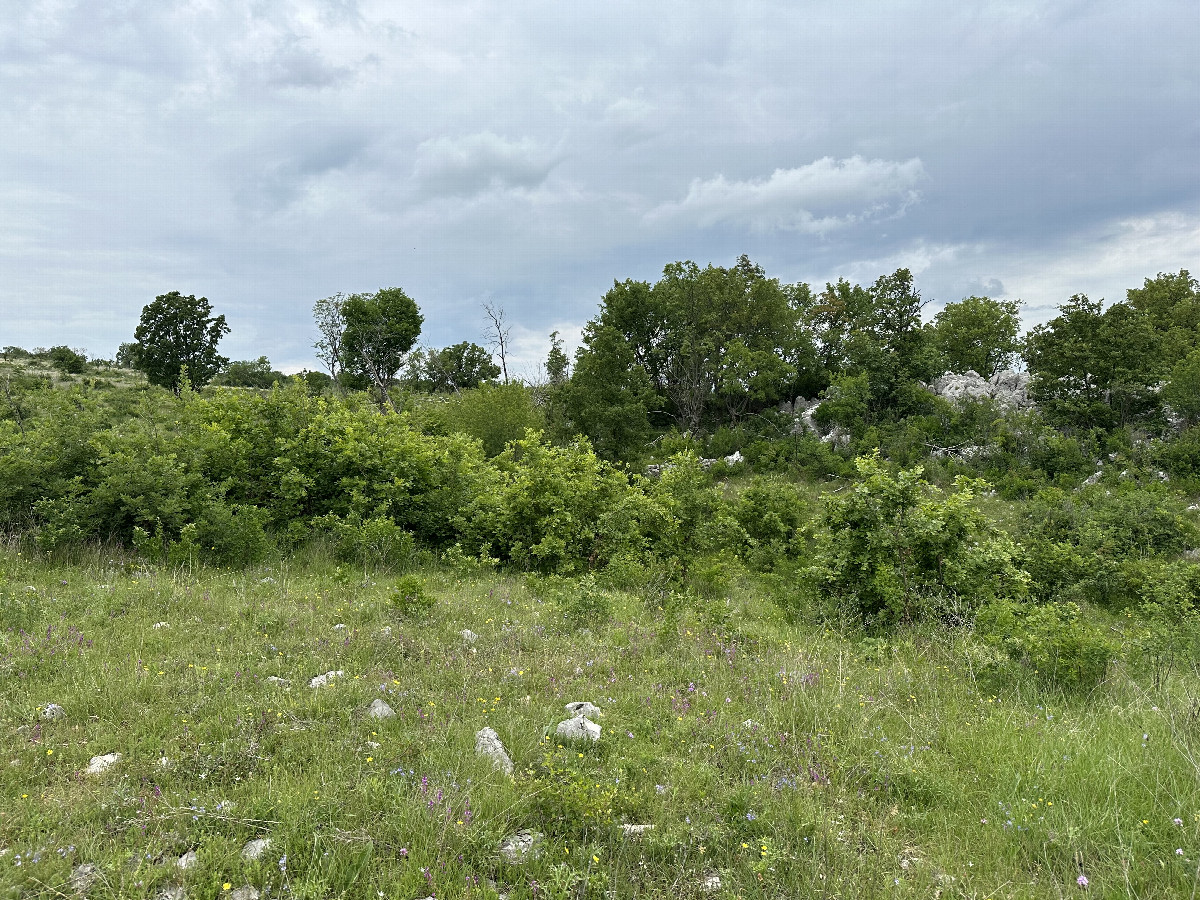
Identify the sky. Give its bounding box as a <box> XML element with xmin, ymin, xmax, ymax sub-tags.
<box><xmin>1</xmin><ymin>0</ymin><xmax>1198</xmax><ymax>376</ymax></box>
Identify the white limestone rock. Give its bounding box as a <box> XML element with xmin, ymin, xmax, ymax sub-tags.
<box><xmin>308</xmin><ymin>670</ymin><xmax>344</xmax><ymax>688</ymax></box>
<box><xmin>240</xmin><ymin>838</ymin><xmax>271</xmax><ymax>861</ymax></box>
<box><xmin>366</xmin><ymin>699</ymin><xmax>395</xmax><ymax>719</ymax></box>
<box><xmin>498</xmin><ymin>830</ymin><xmax>543</xmax><ymax>863</ymax></box>
<box><xmin>86</xmin><ymin>752</ymin><xmax>121</xmax><ymax>776</ymax></box>
<box><xmin>556</xmin><ymin>715</ymin><xmax>600</xmax><ymax>743</ymax></box>
<box><xmin>564</xmin><ymin>701</ymin><xmax>602</xmax><ymax>718</ymax></box>
<box><xmin>475</xmin><ymin>727</ymin><xmax>514</xmax><ymax>774</ymax></box>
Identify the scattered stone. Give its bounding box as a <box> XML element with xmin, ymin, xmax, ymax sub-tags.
<box><xmin>333</xmin><ymin>623</ymin><xmax>346</xmax><ymax>631</ymax></box>
<box><xmin>177</xmin><ymin>850</ymin><xmax>198</xmax><ymax>870</ymax></box>
<box><xmin>556</xmin><ymin>715</ymin><xmax>601</xmax><ymax>743</ymax></box>
<box><xmin>701</xmin><ymin>872</ymin><xmax>722</xmax><ymax>892</ymax></box>
<box><xmin>724</xmin><ymin>450</ymin><xmax>744</xmax><ymax>465</ymax></box>
<box><xmin>461</xmin><ymin>628</ymin><xmax>479</xmax><ymax>644</ymax></box>
<box><xmin>240</xmin><ymin>838</ymin><xmax>271</xmax><ymax>861</ymax></box>
<box><xmin>564</xmin><ymin>701</ymin><xmax>601</xmax><ymax>718</ymax></box>
<box><xmin>498</xmin><ymin>830</ymin><xmax>543</xmax><ymax>863</ymax></box>
<box><xmin>229</xmin><ymin>888</ymin><xmax>260</xmax><ymax>900</ymax></box>
<box><xmin>380</xmin><ymin>626</ymin><xmax>393</xmax><ymax>637</ymax></box>
<box><xmin>366</xmin><ymin>699</ymin><xmax>396</xmax><ymax>719</ymax></box>
<box><xmin>475</xmin><ymin>727</ymin><xmax>514</xmax><ymax>774</ymax></box>
<box><xmin>159</xmin><ymin>757</ymin><xmax>171</xmax><ymax>768</ymax></box>
<box><xmin>42</xmin><ymin>703</ymin><xmax>66</xmax><ymax>721</ymax></box>
<box><xmin>1083</xmin><ymin>471</ymin><xmax>1103</xmax><ymax>486</ymax></box>
<box><xmin>156</xmin><ymin>886</ymin><xmax>186</xmax><ymax>900</ymax></box>
<box><xmin>308</xmin><ymin>670</ymin><xmax>344</xmax><ymax>688</ymax></box>
<box><xmin>573</xmin><ymin>666</ymin><xmax>584</xmax><ymax>676</ymax></box>
<box><xmin>70</xmin><ymin>862</ymin><xmax>99</xmax><ymax>894</ymax></box>
<box><xmin>1188</xmin><ymin>504</ymin><xmax>1199</xmax><ymax>512</ymax></box>
<box><xmin>86</xmin><ymin>752</ymin><xmax>121</xmax><ymax>776</ymax></box>
<box><xmin>265</xmin><ymin>676</ymin><xmax>290</xmax><ymax>687</ymax></box>
<box><xmin>152</xmin><ymin>622</ymin><xmax>170</xmax><ymax>629</ymax></box>
<box><xmin>742</xmin><ymin>719</ymin><xmax>763</xmax><ymax>730</ymax></box>
<box><xmin>620</xmin><ymin>824</ymin><xmax>655</xmax><ymax>837</ymax></box>
<box><xmin>259</xmin><ymin>576</ymin><xmax>277</xmax><ymax>584</ymax></box>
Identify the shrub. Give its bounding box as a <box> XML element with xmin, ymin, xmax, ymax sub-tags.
<box><xmin>978</xmin><ymin>599</ymin><xmax>1113</xmax><ymax>690</ymax></box>
<box><xmin>389</xmin><ymin>574</ymin><xmax>434</xmax><ymax>618</ymax></box>
<box><xmin>433</xmin><ymin>382</ymin><xmax>544</xmax><ymax>457</ymax></box>
<box><xmin>313</xmin><ymin>513</ymin><xmax>416</xmax><ymax>571</ymax></box>
<box><xmin>458</xmin><ymin>431</ymin><xmax>659</xmax><ymax>573</ymax></box>
<box><xmin>809</xmin><ymin>452</ymin><xmax>1028</xmax><ymax>627</ymax></box>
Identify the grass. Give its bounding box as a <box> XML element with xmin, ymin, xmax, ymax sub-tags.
<box><xmin>2</xmin><ymin>544</ymin><xmax>1199</xmax><ymax>899</ymax></box>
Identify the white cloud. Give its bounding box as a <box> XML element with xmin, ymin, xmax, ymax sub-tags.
<box><xmin>647</xmin><ymin>156</ymin><xmax>926</xmax><ymax>232</ymax></box>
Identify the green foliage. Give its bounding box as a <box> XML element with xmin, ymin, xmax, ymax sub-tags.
<box><xmin>811</xmin><ymin>453</ymin><xmax>1027</xmax><ymax>627</ymax></box>
<box><xmin>215</xmin><ymin>356</ymin><xmax>285</xmax><ymax>389</ymax></box>
<box><xmin>1125</xmin><ymin>269</ymin><xmax>1200</xmax><ymax>365</ymax></box>
<box><xmin>433</xmin><ymin>382</ymin><xmax>543</xmax><ymax>457</ymax></box>
<box><xmin>458</xmin><ymin>431</ymin><xmax>657</xmax><ymax>573</ymax></box>
<box><xmin>45</xmin><ymin>345</ymin><xmax>88</xmax><ymax>374</ymax></box>
<box><xmin>930</xmin><ymin>296</ymin><xmax>1022</xmax><ymax>379</ymax></box>
<box><xmin>133</xmin><ymin>291</ymin><xmax>230</xmax><ymax>392</ymax></box>
<box><xmin>1025</xmin><ymin>294</ymin><xmax>1163</xmax><ymax>429</ymax></box>
<box><xmin>978</xmin><ymin>599</ymin><xmax>1113</xmax><ymax>690</ymax></box>
<box><xmin>314</xmin><ymin>513</ymin><xmax>417</xmax><ymax>571</ymax></box>
<box><xmin>388</xmin><ymin>573</ymin><xmax>435</xmax><ymax>617</ymax></box>
<box><xmin>338</xmin><ymin>287</ymin><xmax>423</xmax><ymax>410</ymax></box>
<box><xmin>1164</xmin><ymin>346</ymin><xmax>1200</xmax><ymax>426</ymax></box>
<box><xmin>408</xmin><ymin>342</ymin><xmax>500</xmax><ymax>392</ymax></box>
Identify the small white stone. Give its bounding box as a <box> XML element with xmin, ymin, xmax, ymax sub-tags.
<box><xmin>308</xmin><ymin>670</ymin><xmax>344</xmax><ymax>688</ymax></box>
<box><xmin>240</xmin><ymin>838</ymin><xmax>271</xmax><ymax>861</ymax></box>
<box><xmin>177</xmin><ymin>850</ymin><xmax>198</xmax><ymax>870</ymax></box>
<box><xmin>366</xmin><ymin>699</ymin><xmax>395</xmax><ymax>719</ymax></box>
<box><xmin>701</xmin><ymin>872</ymin><xmax>721</xmax><ymax>892</ymax></box>
<box><xmin>265</xmin><ymin>676</ymin><xmax>290</xmax><ymax>687</ymax></box>
<box><xmin>229</xmin><ymin>887</ymin><xmax>260</xmax><ymax>900</ymax></box>
<box><xmin>333</xmin><ymin>623</ymin><xmax>346</xmax><ymax>630</ymax></box>
<box><xmin>152</xmin><ymin>622</ymin><xmax>170</xmax><ymax>629</ymax></box>
<box><xmin>556</xmin><ymin>715</ymin><xmax>600</xmax><ymax>742</ymax></box>
<box><xmin>156</xmin><ymin>886</ymin><xmax>186</xmax><ymax>900</ymax></box>
<box><xmin>159</xmin><ymin>757</ymin><xmax>171</xmax><ymax>768</ymax></box>
<box><xmin>42</xmin><ymin>703</ymin><xmax>66</xmax><ymax>721</ymax></box>
<box><xmin>620</xmin><ymin>824</ymin><xmax>654</xmax><ymax>837</ymax></box>
<box><xmin>86</xmin><ymin>752</ymin><xmax>121</xmax><ymax>775</ymax></box>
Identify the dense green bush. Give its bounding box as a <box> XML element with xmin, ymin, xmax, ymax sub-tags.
<box><xmin>458</xmin><ymin>431</ymin><xmax>660</xmax><ymax>573</ymax></box>
<box><xmin>808</xmin><ymin>453</ymin><xmax>1028</xmax><ymax>627</ymax></box>
<box><xmin>427</xmin><ymin>381</ymin><xmax>544</xmax><ymax>457</ymax></box>
<box><xmin>978</xmin><ymin>599</ymin><xmax>1114</xmax><ymax>690</ymax></box>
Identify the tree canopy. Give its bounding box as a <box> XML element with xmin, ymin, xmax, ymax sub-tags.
<box><xmin>132</xmin><ymin>291</ymin><xmax>230</xmax><ymax>392</ymax></box>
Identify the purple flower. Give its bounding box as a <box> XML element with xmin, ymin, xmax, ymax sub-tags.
<box><xmin>1077</xmin><ymin>874</ymin><xmax>1089</xmax><ymax>887</ymax></box>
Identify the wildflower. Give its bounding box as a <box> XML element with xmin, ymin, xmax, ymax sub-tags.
<box><xmin>223</xmin><ymin>884</ymin><xmax>232</xmax><ymax>891</ymax></box>
<box><xmin>1177</xmin><ymin>849</ymin><xmax>1184</xmax><ymax>856</ymax></box>
<box><xmin>1077</xmin><ymin>874</ymin><xmax>1088</xmax><ymax>887</ymax></box>
<box><xmin>1176</xmin><ymin>818</ymin><xmax>1184</xmax><ymax>826</ymax></box>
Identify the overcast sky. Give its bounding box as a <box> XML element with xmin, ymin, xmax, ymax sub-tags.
<box><xmin>2</xmin><ymin>0</ymin><xmax>1198</xmax><ymax>375</ymax></box>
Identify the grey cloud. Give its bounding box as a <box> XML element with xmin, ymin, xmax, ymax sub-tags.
<box><xmin>412</xmin><ymin>133</ymin><xmax>561</xmax><ymax>199</ymax></box>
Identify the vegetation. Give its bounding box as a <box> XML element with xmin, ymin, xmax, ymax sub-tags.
<box><xmin>2</xmin><ymin>263</ymin><xmax>1200</xmax><ymax>897</ymax></box>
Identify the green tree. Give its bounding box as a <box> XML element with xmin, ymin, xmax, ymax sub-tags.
<box><xmin>931</xmin><ymin>296</ymin><xmax>1023</xmax><ymax>378</ymax></box>
<box><xmin>569</xmin><ymin>255</ymin><xmax>811</xmax><ymax>439</ymax></box>
<box><xmin>339</xmin><ymin>288</ymin><xmax>424</xmax><ymax>411</ymax></box>
<box><xmin>216</xmin><ymin>356</ymin><xmax>285</xmax><ymax>389</ymax></box>
<box><xmin>132</xmin><ymin>291</ymin><xmax>230</xmax><ymax>392</ymax></box>
<box><xmin>546</xmin><ymin>331</ymin><xmax>570</xmax><ymax>385</ymax></box>
<box><xmin>414</xmin><ymin>342</ymin><xmax>500</xmax><ymax>392</ymax></box>
<box><xmin>1025</xmin><ymin>295</ymin><xmax>1162</xmax><ymax>429</ymax></box>
<box><xmin>1164</xmin><ymin>347</ymin><xmax>1200</xmax><ymax>426</ymax></box>
<box><xmin>312</xmin><ymin>293</ymin><xmax>348</xmax><ymax>381</ymax></box>
<box><xmin>812</xmin><ymin>268</ymin><xmax>938</xmax><ymax>421</ymax></box>
<box><xmin>1126</xmin><ymin>270</ymin><xmax>1200</xmax><ymax>365</ymax></box>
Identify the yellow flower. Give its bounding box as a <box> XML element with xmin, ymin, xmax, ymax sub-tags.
<box><xmin>223</xmin><ymin>884</ymin><xmax>232</xmax><ymax>891</ymax></box>
<box><xmin>46</xmin><ymin>749</ymin><xmax>53</xmax><ymax>755</ymax></box>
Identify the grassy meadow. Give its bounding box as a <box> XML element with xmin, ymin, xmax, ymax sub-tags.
<box><xmin>3</xmin><ymin>542</ymin><xmax>1199</xmax><ymax>899</ymax></box>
